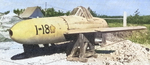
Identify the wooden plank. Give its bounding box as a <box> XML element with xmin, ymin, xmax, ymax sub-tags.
<box><xmin>65</xmin><ymin>28</ymin><xmax>96</xmax><ymax>34</ymax></box>
<box><xmin>95</xmin><ymin>26</ymin><xmax>146</xmax><ymax>32</ymax></box>
<box><xmin>102</xmin><ymin>33</ymin><xmax>106</xmax><ymax>45</ymax></box>
<box><xmin>65</xmin><ymin>26</ymin><xmax>146</xmax><ymax>34</ymax></box>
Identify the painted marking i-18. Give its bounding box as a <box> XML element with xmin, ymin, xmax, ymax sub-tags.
<box><xmin>34</xmin><ymin>24</ymin><xmax>56</xmax><ymax>35</ymax></box>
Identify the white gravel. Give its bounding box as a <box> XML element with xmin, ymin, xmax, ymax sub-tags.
<box><xmin>96</xmin><ymin>40</ymin><xmax>150</xmax><ymax>65</ymax></box>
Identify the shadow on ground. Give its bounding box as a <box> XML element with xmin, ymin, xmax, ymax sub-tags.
<box><xmin>11</xmin><ymin>42</ymin><xmax>73</xmax><ymax>60</ymax></box>
<box><xmin>95</xmin><ymin>50</ymin><xmax>115</xmax><ymax>54</ymax></box>
<box><xmin>11</xmin><ymin>42</ymin><xmax>115</xmax><ymax>60</ymax></box>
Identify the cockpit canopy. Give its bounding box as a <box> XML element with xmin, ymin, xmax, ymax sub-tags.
<box><xmin>70</xmin><ymin>6</ymin><xmax>93</xmax><ymax>20</ymax></box>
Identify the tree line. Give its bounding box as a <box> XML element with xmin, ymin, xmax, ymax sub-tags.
<box><xmin>92</xmin><ymin>9</ymin><xmax>150</xmax><ymax>24</ymax></box>
<box><xmin>41</xmin><ymin>8</ymin><xmax>70</xmax><ymax>17</ymax></box>
<box><xmin>9</xmin><ymin>7</ymin><xmax>150</xmax><ymax>24</ymax></box>
<box><xmin>0</xmin><ymin>11</ymin><xmax>10</xmax><ymax>15</ymax></box>
<box><xmin>13</xmin><ymin>7</ymin><xmax>97</xmax><ymax>17</ymax></box>
<box><xmin>13</xmin><ymin>7</ymin><xmax>70</xmax><ymax>17</ymax></box>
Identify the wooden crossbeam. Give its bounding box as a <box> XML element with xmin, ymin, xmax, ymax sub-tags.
<box><xmin>67</xmin><ymin>33</ymin><xmax>97</xmax><ymax>62</ymax></box>
<box><xmin>65</xmin><ymin>26</ymin><xmax>146</xmax><ymax>34</ymax></box>
<box><xmin>95</xmin><ymin>26</ymin><xmax>146</xmax><ymax>33</ymax></box>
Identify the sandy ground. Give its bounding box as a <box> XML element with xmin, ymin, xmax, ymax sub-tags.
<box><xmin>1</xmin><ymin>39</ymin><xmax>150</xmax><ymax>65</ymax></box>
<box><xmin>0</xmin><ymin>42</ymin><xmax>84</xmax><ymax>65</ymax></box>
<box><xmin>0</xmin><ymin>30</ymin><xmax>101</xmax><ymax>65</ymax></box>
<box><xmin>0</xmin><ymin>41</ymin><xmax>107</xmax><ymax>65</ymax></box>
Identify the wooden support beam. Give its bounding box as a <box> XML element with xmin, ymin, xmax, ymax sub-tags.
<box><xmin>67</xmin><ymin>33</ymin><xmax>97</xmax><ymax>62</ymax></box>
<box><xmin>101</xmin><ymin>33</ymin><xmax>106</xmax><ymax>46</ymax></box>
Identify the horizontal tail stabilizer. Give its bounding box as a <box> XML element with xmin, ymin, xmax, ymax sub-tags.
<box><xmin>65</xmin><ymin>26</ymin><xmax>146</xmax><ymax>34</ymax></box>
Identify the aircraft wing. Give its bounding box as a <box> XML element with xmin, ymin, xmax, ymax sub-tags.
<box><xmin>65</xmin><ymin>26</ymin><xmax>146</xmax><ymax>34</ymax></box>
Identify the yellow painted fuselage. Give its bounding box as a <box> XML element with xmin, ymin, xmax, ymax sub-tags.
<box><xmin>9</xmin><ymin>16</ymin><xmax>108</xmax><ymax>44</ymax></box>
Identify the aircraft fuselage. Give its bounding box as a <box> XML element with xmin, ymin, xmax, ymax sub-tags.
<box><xmin>9</xmin><ymin>16</ymin><xmax>108</xmax><ymax>44</ymax></box>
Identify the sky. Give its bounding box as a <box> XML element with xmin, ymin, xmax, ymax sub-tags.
<box><xmin>0</xmin><ymin>0</ymin><xmax>150</xmax><ymax>16</ymax></box>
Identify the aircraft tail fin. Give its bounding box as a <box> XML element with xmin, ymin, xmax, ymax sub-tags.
<box><xmin>70</xmin><ymin>6</ymin><xmax>93</xmax><ymax>20</ymax></box>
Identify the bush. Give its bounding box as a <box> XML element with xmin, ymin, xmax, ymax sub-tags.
<box><xmin>127</xmin><ymin>15</ymin><xmax>150</xmax><ymax>24</ymax></box>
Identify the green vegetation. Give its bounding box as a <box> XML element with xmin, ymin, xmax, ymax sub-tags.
<box><xmin>41</xmin><ymin>8</ymin><xmax>70</xmax><ymax>17</ymax></box>
<box><xmin>13</xmin><ymin>9</ymin><xmax>24</xmax><ymax>16</ymax></box>
<box><xmin>3</xmin><ymin>11</ymin><xmax>10</xmax><ymax>15</ymax></box>
<box><xmin>13</xmin><ymin>7</ymin><xmax>70</xmax><ymax>17</ymax></box>
<box><xmin>105</xmin><ymin>19</ymin><xmax>123</xmax><ymax>27</ymax></box>
<box><xmin>104</xmin><ymin>15</ymin><xmax>150</xmax><ymax>45</ymax></box>
<box><xmin>95</xmin><ymin>9</ymin><xmax>150</xmax><ymax>45</ymax></box>
<box><xmin>0</xmin><ymin>11</ymin><xmax>10</xmax><ymax>15</ymax></box>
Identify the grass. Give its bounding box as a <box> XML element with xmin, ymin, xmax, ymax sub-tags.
<box><xmin>107</xmin><ymin>20</ymin><xmax>150</xmax><ymax>47</ymax></box>
<box><xmin>106</xmin><ymin>19</ymin><xmax>123</xmax><ymax>27</ymax></box>
<box><xmin>129</xmin><ymin>24</ymin><xmax>150</xmax><ymax>44</ymax></box>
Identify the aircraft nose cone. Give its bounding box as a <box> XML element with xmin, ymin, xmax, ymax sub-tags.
<box><xmin>9</xmin><ymin>28</ymin><xmax>19</xmax><ymax>42</ymax></box>
<box><xmin>9</xmin><ymin>20</ymin><xmax>37</xmax><ymax>44</ymax></box>
<box><xmin>9</xmin><ymin>29</ymin><xmax>13</xmax><ymax>37</ymax></box>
